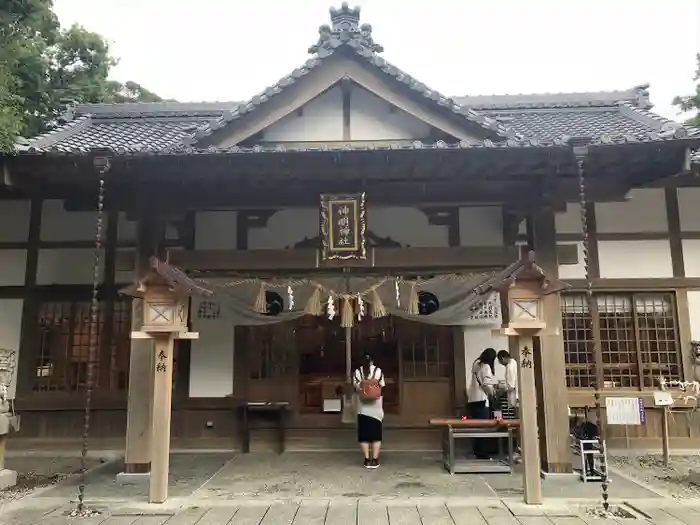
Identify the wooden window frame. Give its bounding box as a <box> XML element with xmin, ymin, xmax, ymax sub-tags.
<box><xmin>29</xmin><ymin>290</ymin><xmax>132</xmax><ymax>395</ymax></box>
<box><xmin>562</xmin><ymin>291</ymin><xmax>683</xmax><ymax>390</ymax></box>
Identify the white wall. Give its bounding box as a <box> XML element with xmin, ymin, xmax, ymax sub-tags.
<box><xmin>675</xmin><ymin>187</ymin><xmax>700</xmax><ymax>231</ymax></box>
<box><xmin>0</xmin><ymin>251</ymin><xmax>26</xmax><ymax>286</ymax></box>
<box><xmin>683</xmin><ymin>240</ymin><xmax>700</xmax><ymax>277</ymax></box>
<box><xmin>595</xmin><ymin>188</ymin><xmax>667</xmax><ymax>233</ymax></box>
<box><xmin>0</xmin><ymin>299</ymin><xmax>23</xmax><ymax>399</ymax></box>
<box><xmin>37</xmin><ymin>249</ymin><xmax>105</xmax><ymax>285</ymax></box>
<box><xmin>0</xmin><ymin>200</ymin><xmax>30</xmax><ymax>242</ymax></box>
<box><xmin>195</xmin><ymin>211</ymin><xmax>238</xmax><ymax>250</ymax></box>
<box><xmin>189</xmin><ymin>295</ymin><xmax>235</xmax><ymax>397</ymax></box>
<box><xmin>349</xmin><ymin>84</ymin><xmax>431</xmax><ymax>141</ymax></box>
<box><xmin>241</xmin><ymin>206</ymin><xmax>458</xmax><ymax>250</ymax></box>
<box><xmin>459</xmin><ymin>207</ymin><xmax>502</xmax><ymax>246</ymax></box>
<box><xmin>260</xmin><ymin>83</ymin><xmax>433</xmax><ymax>143</ymax></box>
<box><xmin>41</xmin><ymin>200</ymin><xmax>97</xmax><ymax>241</ymax></box>
<box><xmin>263</xmin><ymin>86</ymin><xmax>344</xmax><ymax>142</ymax></box>
<box><xmin>687</xmin><ymin>291</ymin><xmax>700</xmax><ymax>341</ymax></box>
<box><xmin>598</xmin><ymin>240</ymin><xmax>673</xmax><ymax>278</ymax></box>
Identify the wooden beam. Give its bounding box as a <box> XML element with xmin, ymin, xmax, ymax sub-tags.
<box><xmin>341</xmin><ymin>78</ymin><xmax>351</xmax><ymax>141</ymax></box>
<box><xmin>519</xmin><ymin>244</ymin><xmax>578</xmax><ymax>266</ymax></box>
<box><xmin>564</xmin><ymin>278</ymin><xmax>700</xmax><ymax>290</ymax></box>
<box><xmin>16</xmin><ymin>197</ymin><xmax>42</xmax><ymax>397</ymax></box>
<box><xmin>665</xmin><ymin>187</ymin><xmax>685</xmax><ymax>278</ymax></box>
<box><xmin>116</xmin><ymin>246</ymin><xmax>521</xmax><ymax>273</ymax></box>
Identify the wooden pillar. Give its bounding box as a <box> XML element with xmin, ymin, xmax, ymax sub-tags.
<box><xmin>517</xmin><ymin>335</ymin><xmax>543</xmax><ymax>504</ymax></box>
<box><xmin>124</xmin><ymin>213</ymin><xmax>162</xmax><ymax>474</ymax></box>
<box><xmin>527</xmin><ymin>206</ymin><xmax>572</xmax><ymax>473</ymax></box>
<box><xmin>150</xmin><ymin>335</ymin><xmax>175</xmax><ymax>503</ymax></box>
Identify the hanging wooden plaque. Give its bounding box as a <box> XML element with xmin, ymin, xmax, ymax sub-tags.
<box><xmin>320</xmin><ymin>193</ymin><xmax>367</xmax><ymax>260</ymax></box>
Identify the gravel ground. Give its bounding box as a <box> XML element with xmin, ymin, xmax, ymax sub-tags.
<box><xmin>610</xmin><ymin>454</ymin><xmax>700</xmax><ymax>500</ymax></box>
<box><xmin>0</xmin><ymin>456</ymin><xmax>102</xmax><ymax>506</ymax></box>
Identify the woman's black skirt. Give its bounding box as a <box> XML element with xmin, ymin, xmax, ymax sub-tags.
<box><xmin>357</xmin><ymin>414</ymin><xmax>383</xmax><ymax>443</ymax></box>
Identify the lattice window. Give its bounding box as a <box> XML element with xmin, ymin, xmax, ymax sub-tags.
<box><xmin>396</xmin><ymin>318</ymin><xmax>452</xmax><ymax>379</ymax></box>
<box><xmin>34</xmin><ymin>298</ymin><xmax>132</xmax><ymax>392</ymax></box>
<box><xmin>561</xmin><ymin>293</ymin><xmax>682</xmax><ymax>389</ymax></box>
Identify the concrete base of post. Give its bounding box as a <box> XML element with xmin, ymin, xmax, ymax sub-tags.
<box><xmin>0</xmin><ymin>469</ymin><xmax>17</xmax><ymax>489</ymax></box>
<box><xmin>115</xmin><ymin>471</ymin><xmax>150</xmax><ymax>486</ymax></box>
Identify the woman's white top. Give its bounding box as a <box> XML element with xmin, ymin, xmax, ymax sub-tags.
<box><xmin>504</xmin><ymin>358</ymin><xmax>519</xmax><ymax>407</ymax></box>
<box><xmin>467</xmin><ymin>361</ymin><xmax>495</xmax><ymax>406</ymax></box>
<box><xmin>353</xmin><ymin>365</ymin><xmax>385</xmax><ymax>422</ymax></box>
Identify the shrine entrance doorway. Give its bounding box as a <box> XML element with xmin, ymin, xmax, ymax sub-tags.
<box><xmin>237</xmin><ymin>316</ymin><xmax>455</xmax><ymax>423</ymax></box>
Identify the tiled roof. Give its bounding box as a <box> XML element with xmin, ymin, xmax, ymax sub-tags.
<box><xmin>16</xmin><ymin>6</ymin><xmax>700</xmax><ymax>157</ymax></box>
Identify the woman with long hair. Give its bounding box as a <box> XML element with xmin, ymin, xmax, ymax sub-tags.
<box><xmin>466</xmin><ymin>347</ymin><xmax>497</xmax><ymax>459</ymax></box>
<box><xmin>353</xmin><ymin>352</ymin><xmax>385</xmax><ymax>469</ymax></box>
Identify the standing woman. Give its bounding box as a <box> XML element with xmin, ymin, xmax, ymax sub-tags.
<box><xmin>466</xmin><ymin>347</ymin><xmax>497</xmax><ymax>459</ymax></box>
<box><xmin>353</xmin><ymin>352</ymin><xmax>385</xmax><ymax>469</ymax></box>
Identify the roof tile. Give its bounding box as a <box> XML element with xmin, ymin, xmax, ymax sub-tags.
<box><xmin>17</xmin><ymin>9</ymin><xmax>700</xmax><ymax>158</ymax></box>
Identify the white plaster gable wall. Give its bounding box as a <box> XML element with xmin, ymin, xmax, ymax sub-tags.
<box><xmin>247</xmin><ymin>207</ymin><xmax>452</xmax><ymax>249</ymax></box>
<box><xmin>189</xmin><ymin>294</ymin><xmax>234</xmax><ymax>398</ymax></box>
<box><xmin>259</xmin><ymin>83</ymin><xmax>434</xmax><ymax>143</ymax></box>
<box><xmin>459</xmin><ymin>207</ymin><xmax>502</xmax><ymax>247</ymax></box>
<box><xmin>349</xmin><ymin>84</ymin><xmax>431</xmax><ymax>141</ymax></box>
<box><xmin>263</xmin><ymin>86</ymin><xmax>343</xmax><ymax>142</ymax></box>
<box><xmin>595</xmin><ymin>188</ymin><xmax>667</xmax><ymax>233</ymax></box>
<box><xmin>0</xmin><ymin>299</ymin><xmax>23</xmax><ymax>399</ymax></box>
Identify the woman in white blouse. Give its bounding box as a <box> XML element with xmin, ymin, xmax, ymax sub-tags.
<box><xmin>466</xmin><ymin>348</ymin><xmax>497</xmax><ymax>459</ymax></box>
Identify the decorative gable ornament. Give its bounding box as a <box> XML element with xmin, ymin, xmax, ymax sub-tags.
<box><xmin>120</xmin><ymin>257</ymin><xmax>213</xmax><ymax>340</ymax></box>
<box><xmin>308</xmin><ymin>3</ymin><xmax>384</xmax><ymax>57</ymax></box>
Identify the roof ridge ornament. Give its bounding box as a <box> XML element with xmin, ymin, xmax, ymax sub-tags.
<box><xmin>308</xmin><ymin>2</ymin><xmax>384</xmax><ymax>57</ymax></box>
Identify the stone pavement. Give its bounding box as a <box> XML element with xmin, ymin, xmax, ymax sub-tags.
<box><xmin>6</xmin><ymin>499</ymin><xmax>700</xmax><ymax>524</ymax></box>
<box><xmin>0</xmin><ymin>451</ymin><xmax>698</xmax><ymax>524</ymax></box>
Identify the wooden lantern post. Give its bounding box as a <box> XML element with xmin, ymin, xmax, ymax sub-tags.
<box><xmin>498</xmin><ymin>252</ymin><xmax>568</xmax><ymax>505</ymax></box>
<box><xmin>121</xmin><ymin>257</ymin><xmax>212</xmax><ymax>504</ymax></box>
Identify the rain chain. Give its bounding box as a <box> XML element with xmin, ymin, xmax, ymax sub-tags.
<box><xmin>75</xmin><ymin>161</ymin><xmax>108</xmax><ymax>516</ymax></box>
<box><xmin>578</xmin><ymin>151</ymin><xmax>610</xmax><ymax>512</ymax></box>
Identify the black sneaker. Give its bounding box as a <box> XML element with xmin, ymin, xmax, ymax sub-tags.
<box><xmin>369</xmin><ymin>458</ymin><xmax>380</xmax><ymax>469</ymax></box>
<box><xmin>364</xmin><ymin>458</ymin><xmax>371</xmax><ymax>468</ymax></box>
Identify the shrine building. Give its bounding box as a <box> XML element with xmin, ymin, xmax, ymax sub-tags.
<box><xmin>2</xmin><ymin>4</ymin><xmax>700</xmax><ymax>475</ymax></box>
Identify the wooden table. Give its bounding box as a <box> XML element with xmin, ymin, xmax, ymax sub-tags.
<box><xmin>429</xmin><ymin>418</ymin><xmax>520</xmax><ymax>474</ymax></box>
<box><xmin>239</xmin><ymin>402</ymin><xmax>289</xmax><ymax>454</ymax></box>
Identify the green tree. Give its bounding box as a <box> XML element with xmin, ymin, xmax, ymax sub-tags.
<box><xmin>673</xmin><ymin>53</ymin><xmax>700</xmax><ymax>126</ymax></box>
<box><xmin>0</xmin><ymin>0</ymin><xmax>163</xmax><ymax>153</ymax></box>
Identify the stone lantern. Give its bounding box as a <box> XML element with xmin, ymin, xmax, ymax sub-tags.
<box><xmin>121</xmin><ymin>257</ymin><xmax>212</xmax><ymax>504</ymax></box>
<box><xmin>497</xmin><ymin>251</ymin><xmax>568</xmax><ymax>505</ymax></box>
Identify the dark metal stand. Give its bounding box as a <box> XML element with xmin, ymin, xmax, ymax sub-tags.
<box><xmin>441</xmin><ymin>424</ymin><xmax>516</xmax><ymax>474</ymax></box>
<box><xmin>239</xmin><ymin>402</ymin><xmax>289</xmax><ymax>454</ymax></box>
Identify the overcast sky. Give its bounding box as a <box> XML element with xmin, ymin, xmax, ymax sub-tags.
<box><xmin>53</xmin><ymin>0</ymin><xmax>700</xmax><ymax>120</ymax></box>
